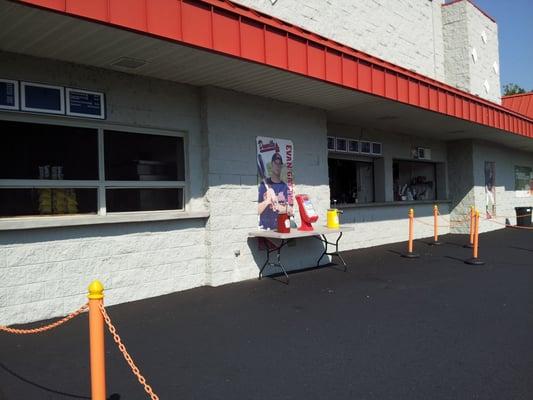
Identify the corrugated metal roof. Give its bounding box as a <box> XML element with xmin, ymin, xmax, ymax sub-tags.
<box><xmin>503</xmin><ymin>93</ymin><xmax>533</xmax><ymax>120</ymax></box>
<box><xmin>9</xmin><ymin>0</ymin><xmax>533</xmax><ymax>139</ymax></box>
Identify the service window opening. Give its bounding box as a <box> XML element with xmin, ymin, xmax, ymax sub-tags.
<box><xmin>328</xmin><ymin>158</ymin><xmax>374</xmax><ymax>205</ymax></box>
<box><xmin>393</xmin><ymin>160</ymin><xmax>436</xmax><ymax>201</ymax></box>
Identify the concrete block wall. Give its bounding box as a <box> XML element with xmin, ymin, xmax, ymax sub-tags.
<box><xmin>465</xmin><ymin>1</ymin><xmax>501</xmax><ymax>103</ymax></box>
<box><xmin>202</xmin><ymin>87</ymin><xmax>330</xmax><ymax>285</ymax></box>
<box><xmin>472</xmin><ymin>140</ymin><xmax>533</xmax><ymax>233</ymax></box>
<box><xmin>338</xmin><ymin>202</ymin><xmax>451</xmax><ymax>252</ymax></box>
<box><xmin>447</xmin><ymin>139</ymin><xmax>533</xmax><ymax>234</ymax></box>
<box><xmin>232</xmin><ymin>0</ymin><xmax>446</xmax><ymax>82</ymax></box>
<box><xmin>0</xmin><ymin>53</ymin><xmax>209</xmax><ymax>324</ymax></box>
<box><xmin>442</xmin><ymin>2</ymin><xmax>470</xmax><ymax>94</ymax></box>
<box><xmin>447</xmin><ymin>140</ymin><xmax>475</xmax><ymax>234</ymax></box>
<box><xmin>442</xmin><ymin>1</ymin><xmax>501</xmax><ymax>103</ymax></box>
<box><xmin>0</xmin><ymin>221</ymin><xmax>206</xmax><ymax>325</ymax></box>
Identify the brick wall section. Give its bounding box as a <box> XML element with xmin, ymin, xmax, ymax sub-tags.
<box><xmin>232</xmin><ymin>0</ymin><xmax>446</xmax><ymax>82</ymax></box>
<box><xmin>447</xmin><ymin>139</ymin><xmax>533</xmax><ymax>234</ymax></box>
<box><xmin>472</xmin><ymin>141</ymin><xmax>533</xmax><ymax>233</ymax></box>
<box><xmin>442</xmin><ymin>2</ymin><xmax>470</xmax><ymax>93</ymax></box>
<box><xmin>442</xmin><ymin>1</ymin><xmax>501</xmax><ymax>103</ymax></box>
<box><xmin>202</xmin><ymin>87</ymin><xmax>331</xmax><ymax>286</ymax></box>
<box><xmin>447</xmin><ymin>140</ymin><xmax>475</xmax><ymax>234</ymax></box>
<box><xmin>465</xmin><ymin>2</ymin><xmax>501</xmax><ymax>104</ymax></box>
<box><xmin>0</xmin><ymin>53</ymin><xmax>209</xmax><ymax>325</ymax></box>
<box><xmin>338</xmin><ymin>203</ymin><xmax>451</xmax><ymax>252</ymax></box>
<box><xmin>0</xmin><ymin>222</ymin><xmax>206</xmax><ymax>325</ymax></box>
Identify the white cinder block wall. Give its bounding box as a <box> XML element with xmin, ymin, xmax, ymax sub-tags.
<box><xmin>465</xmin><ymin>2</ymin><xmax>501</xmax><ymax>103</ymax></box>
<box><xmin>472</xmin><ymin>141</ymin><xmax>533</xmax><ymax>233</ymax></box>
<box><xmin>202</xmin><ymin>87</ymin><xmax>331</xmax><ymax>285</ymax></box>
<box><xmin>442</xmin><ymin>1</ymin><xmax>501</xmax><ymax>103</ymax></box>
<box><xmin>232</xmin><ymin>0</ymin><xmax>446</xmax><ymax>82</ymax></box>
<box><xmin>447</xmin><ymin>139</ymin><xmax>533</xmax><ymax>234</ymax></box>
<box><xmin>447</xmin><ymin>140</ymin><xmax>476</xmax><ymax>234</ymax></box>
<box><xmin>0</xmin><ymin>53</ymin><xmax>209</xmax><ymax>324</ymax></box>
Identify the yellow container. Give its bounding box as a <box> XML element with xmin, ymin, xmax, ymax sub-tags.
<box><xmin>327</xmin><ymin>209</ymin><xmax>340</xmax><ymax>229</ymax></box>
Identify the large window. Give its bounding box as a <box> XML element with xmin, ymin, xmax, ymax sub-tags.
<box><xmin>328</xmin><ymin>158</ymin><xmax>374</xmax><ymax>204</ymax></box>
<box><xmin>0</xmin><ymin>119</ymin><xmax>185</xmax><ymax>218</ymax></box>
<box><xmin>393</xmin><ymin>160</ymin><xmax>436</xmax><ymax>201</ymax></box>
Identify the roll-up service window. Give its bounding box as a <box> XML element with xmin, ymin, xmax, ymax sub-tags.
<box><xmin>393</xmin><ymin>160</ymin><xmax>436</xmax><ymax>201</ymax></box>
<box><xmin>0</xmin><ymin>119</ymin><xmax>185</xmax><ymax>218</ymax></box>
<box><xmin>328</xmin><ymin>158</ymin><xmax>375</xmax><ymax>204</ymax></box>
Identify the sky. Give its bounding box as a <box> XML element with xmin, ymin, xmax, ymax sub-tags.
<box><xmin>472</xmin><ymin>0</ymin><xmax>533</xmax><ymax>92</ymax></box>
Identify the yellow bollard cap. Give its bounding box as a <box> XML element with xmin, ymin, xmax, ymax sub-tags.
<box><xmin>88</xmin><ymin>280</ymin><xmax>104</xmax><ymax>300</ymax></box>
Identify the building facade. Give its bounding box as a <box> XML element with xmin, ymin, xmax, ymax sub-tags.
<box><xmin>0</xmin><ymin>0</ymin><xmax>532</xmax><ymax>324</ymax></box>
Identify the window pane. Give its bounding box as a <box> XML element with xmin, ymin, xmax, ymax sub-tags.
<box><xmin>106</xmin><ymin>188</ymin><xmax>183</xmax><ymax>212</ymax></box>
<box><xmin>0</xmin><ymin>188</ymin><xmax>97</xmax><ymax>217</ymax></box>
<box><xmin>393</xmin><ymin>160</ymin><xmax>436</xmax><ymax>201</ymax></box>
<box><xmin>328</xmin><ymin>158</ymin><xmax>374</xmax><ymax>204</ymax></box>
<box><xmin>104</xmin><ymin>131</ymin><xmax>184</xmax><ymax>181</ymax></box>
<box><xmin>0</xmin><ymin>120</ymin><xmax>98</xmax><ymax>180</ymax></box>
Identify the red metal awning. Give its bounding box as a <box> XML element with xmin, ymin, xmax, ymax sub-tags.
<box><xmin>12</xmin><ymin>0</ymin><xmax>533</xmax><ymax>139</ymax></box>
<box><xmin>503</xmin><ymin>93</ymin><xmax>533</xmax><ymax>120</ymax></box>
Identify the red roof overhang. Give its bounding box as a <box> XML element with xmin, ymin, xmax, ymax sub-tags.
<box><xmin>14</xmin><ymin>0</ymin><xmax>533</xmax><ymax>139</ymax></box>
<box><xmin>503</xmin><ymin>93</ymin><xmax>533</xmax><ymax>120</ymax></box>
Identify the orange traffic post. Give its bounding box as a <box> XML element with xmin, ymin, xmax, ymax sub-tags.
<box><xmin>402</xmin><ymin>208</ymin><xmax>419</xmax><ymax>258</ymax></box>
<box><xmin>464</xmin><ymin>206</ymin><xmax>475</xmax><ymax>248</ymax></box>
<box><xmin>465</xmin><ymin>210</ymin><xmax>485</xmax><ymax>265</ymax></box>
<box><xmin>88</xmin><ymin>280</ymin><xmax>106</xmax><ymax>400</ymax></box>
<box><xmin>430</xmin><ymin>205</ymin><xmax>442</xmax><ymax>246</ymax></box>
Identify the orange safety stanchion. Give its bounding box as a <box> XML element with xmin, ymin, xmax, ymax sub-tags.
<box><xmin>464</xmin><ymin>206</ymin><xmax>475</xmax><ymax>248</ymax></box>
<box><xmin>465</xmin><ymin>210</ymin><xmax>485</xmax><ymax>265</ymax></box>
<box><xmin>402</xmin><ymin>208</ymin><xmax>419</xmax><ymax>258</ymax></box>
<box><xmin>88</xmin><ymin>280</ymin><xmax>106</xmax><ymax>400</ymax></box>
<box><xmin>430</xmin><ymin>205</ymin><xmax>442</xmax><ymax>246</ymax></box>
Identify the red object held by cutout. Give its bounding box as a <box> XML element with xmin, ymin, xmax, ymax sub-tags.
<box><xmin>295</xmin><ymin>194</ymin><xmax>318</xmax><ymax>231</ymax></box>
<box><xmin>277</xmin><ymin>213</ymin><xmax>290</xmax><ymax>233</ymax></box>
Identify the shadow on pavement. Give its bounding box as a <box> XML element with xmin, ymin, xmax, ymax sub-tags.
<box><xmin>0</xmin><ymin>362</ymin><xmax>90</xmax><ymax>399</ymax></box>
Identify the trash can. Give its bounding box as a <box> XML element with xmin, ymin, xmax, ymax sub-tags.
<box><xmin>515</xmin><ymin>207</ymin><xmax>532</xmax><ymax>226</ymax></box>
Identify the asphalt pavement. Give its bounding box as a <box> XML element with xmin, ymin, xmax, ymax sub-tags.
<box><xmin>1</xmin><ymin>228</ymin><xmax>532</xmax><ymax>399</ymax></box>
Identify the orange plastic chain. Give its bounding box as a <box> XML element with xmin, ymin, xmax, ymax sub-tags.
<box><xmin>481</xmin><ymin>215</ymin><xmax>533</xmax><ymax>230</ymax></box>
<box><xmin>415</xmin><ymin>218</ymin><xmax>451</xmax><ymax>228</ymax></box>
<box><xmin>415</xmin><ymin>211</ymin><xmax>533</xmax><ymax>230</ymax></box>
<box><xmin>0</xmin><ymin>303</ymin><xmax>88</xmax><ymax>335</ymax></box>
<box><xmin>99</xmin><ymin>304</ymin><xmax>159</xmax><ymax>400</ymax></box>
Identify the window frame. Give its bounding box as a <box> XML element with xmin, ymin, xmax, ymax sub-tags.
<box><xmin>393</xmin><ymin>158</ymin><xmax>437</xmax><ymax>201</ymax></box>
<box><xmin>0</xmin><ymin>113</ymin><xmax>188</xmax><ymax>218</ymax></box>
<box><xmin>328</xmin><ymin>154</ymin><xmax>376</xmax><ymax>205</ymax></box>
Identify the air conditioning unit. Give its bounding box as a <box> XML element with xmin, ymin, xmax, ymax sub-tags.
<box><xmin>417</xmin><ymin>147</ymin><xmax>431</xmax><ymax>160</ymax></box>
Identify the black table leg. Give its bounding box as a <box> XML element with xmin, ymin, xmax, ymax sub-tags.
<box><xmin>316</xmin><ymin>232</ymin><xmax>347</xmax><ymax>271</ymax></box>
<box><xmin>258</xmin><ymin>239</ymin><xmax>290</xmax><ymax>283</ymax></box>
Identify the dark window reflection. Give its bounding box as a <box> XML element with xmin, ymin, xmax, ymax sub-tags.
<box><xmin>0</xmin><ymin>188</ymin><xmax>97</xmax><ymax>217</ymax></box>
<box><xmin>106</xmin><ymin>188</ymin><xmax>183</xmax><ymax>212</ymax></box>
<box><xmin>393</xmin><ymin>160</ymin><xmax>436</xmax><ymax>201</ymax></box>
<box><xmin>0</xmin><ymin>120</ymin><xmax>98</xmax><ymax>180</ymax></box>
<box><xmin>328</xmin><ymin>158</ymin><xmax>374</xmax><ymax>204</ymax></box>
<box><xmin>104</xmin><ymin>131</ymin><xmax>184</xmax><ymax>181</ymax></box>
